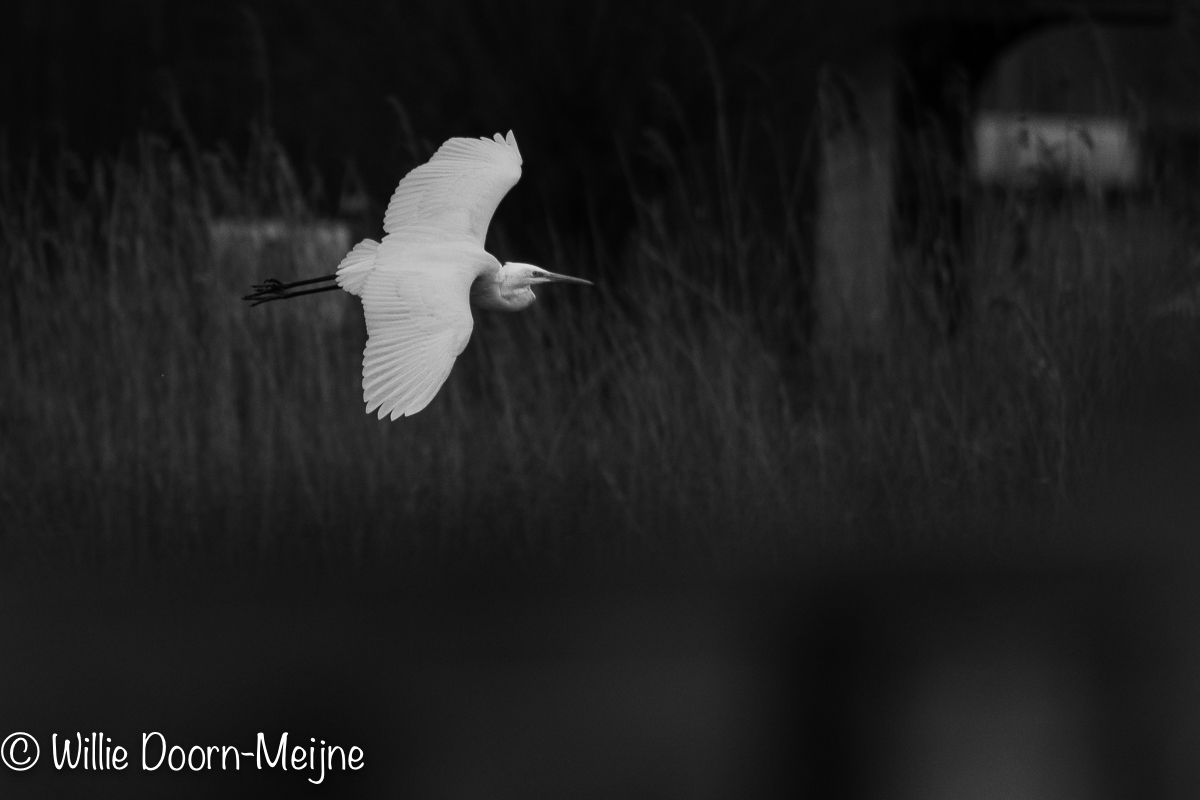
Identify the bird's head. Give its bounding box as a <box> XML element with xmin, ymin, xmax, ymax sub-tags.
<box><xmin>503</xmin><ymin>262</ymin><xmax>593</xmax><ymax>289</ymax></box>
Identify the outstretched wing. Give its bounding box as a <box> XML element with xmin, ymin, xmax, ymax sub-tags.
<box><xmin>383</xmin><ymin>131</ymin><xmax>523</xmax><ymax>247</ymax></box>
<box><xmin>360</xmin><ymin>240</ymin><xmax>481</xmax><ymax>420</ymax></box>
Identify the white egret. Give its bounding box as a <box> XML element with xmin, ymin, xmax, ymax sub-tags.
<box><xmin>244</xmin><ymin>131</ymin><xmax>592</xmax><ymax>419</ymax></box>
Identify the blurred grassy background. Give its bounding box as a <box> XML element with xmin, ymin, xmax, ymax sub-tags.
<box><xmin>4</xmin><ymin>9</ymin><xmax>1200</xmax><ymax>800</ymax></box>
<box><xmin>0</xmin><ymin>0</ymin><xmax>831</xmax><ymax>261</ymax></box>
<box><xmin>2</xmin><ymin>1</ymin><xmax>1200</xmax><ymax>575</ymax></box>
<box><xmin>3</xmin><ymin>112</ymin><xmax>1199</xmax><ymax>574</ymax></box>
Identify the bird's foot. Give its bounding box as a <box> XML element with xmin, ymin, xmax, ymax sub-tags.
<box><xmin>251</xmin><ymin>277</ymin><xmax>286</xmax><ymax>294</ymax></box>
<box><xmin>244</xmin><ymin>278</ymin><xmax>288</xmax><ymax>306</ymax></box>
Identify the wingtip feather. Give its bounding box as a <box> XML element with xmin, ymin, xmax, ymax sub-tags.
<box><xmin>506</xmin><ymin>130</ymin><xmax>521</xmax><ymax>164</ymax></box>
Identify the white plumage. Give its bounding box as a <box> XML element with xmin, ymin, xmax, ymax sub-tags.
<box><xmin>296</xmin><ymin>130</ymin><xmax>590</xmax><ymax>420</ymax></box>
<box><xmin>382</xmin><ymin>131</ymin><xmax>522</xmax><ymax>244</ymax></box>
<box><xmin>356</xmin><ymin>235</ymin><xmax>480</xmax><ymax>419</ymax></box>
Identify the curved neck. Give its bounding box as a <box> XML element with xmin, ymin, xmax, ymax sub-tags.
<box><xmin>471</xmin><ymin>263</ymin><xmax>536</xmax><ymax>311</ymax></box>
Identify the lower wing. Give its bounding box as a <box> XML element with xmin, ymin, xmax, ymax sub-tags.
<box><xmin>360</xmin><ymin>257</ymin><xmax>476</xmax><ymax>420</ymax></box>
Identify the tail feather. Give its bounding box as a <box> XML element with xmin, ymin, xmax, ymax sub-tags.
<box><xmin>335</xmin><ymin>238</ymin><xmax>380</xmax><ymax>297</ymax></box>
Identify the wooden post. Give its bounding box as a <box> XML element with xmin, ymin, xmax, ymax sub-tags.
<box><xmin>815</xmin><ymin>55</ymin><xmax>896</xmax><ymax>351</ymax></box>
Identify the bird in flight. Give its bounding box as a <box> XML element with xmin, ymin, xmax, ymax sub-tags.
<box><xmin>244</xmin><ymin>131</ymin><xmax>592</xmax><ymax>419</ymax></box>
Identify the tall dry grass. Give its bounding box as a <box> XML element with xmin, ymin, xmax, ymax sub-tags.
<box><xmin>1</xmin><ymin>119</ymin><xmax>1197</xmax><ymax>575</ymax></box>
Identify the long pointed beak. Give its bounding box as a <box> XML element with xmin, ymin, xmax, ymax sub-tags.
<box><xmin>542</xmin><ymin>271</ymin><xmax>593</xmax><ymax>286</ymax></box>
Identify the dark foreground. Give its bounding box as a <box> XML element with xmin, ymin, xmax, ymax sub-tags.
<box><xmin>0</xmin><ymin>548</ymin><xmax>1194</xmax><ymax>800</ymax></box>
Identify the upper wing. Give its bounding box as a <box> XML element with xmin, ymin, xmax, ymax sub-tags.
<box><xmin>360</xmin><ymin>241</ymin><xmax>481</xmax><ymax>420</ymax></box>
<box><xmin>383</xmin><ymin>131</ymin><xmax>523</xmax><ymax>247</ymax></box>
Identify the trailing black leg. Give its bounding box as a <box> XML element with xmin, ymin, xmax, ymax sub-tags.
<box><xmin>243</xmin><ymin>274</ymin><xmax>339</xmax><ymax>306</ymax></box>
